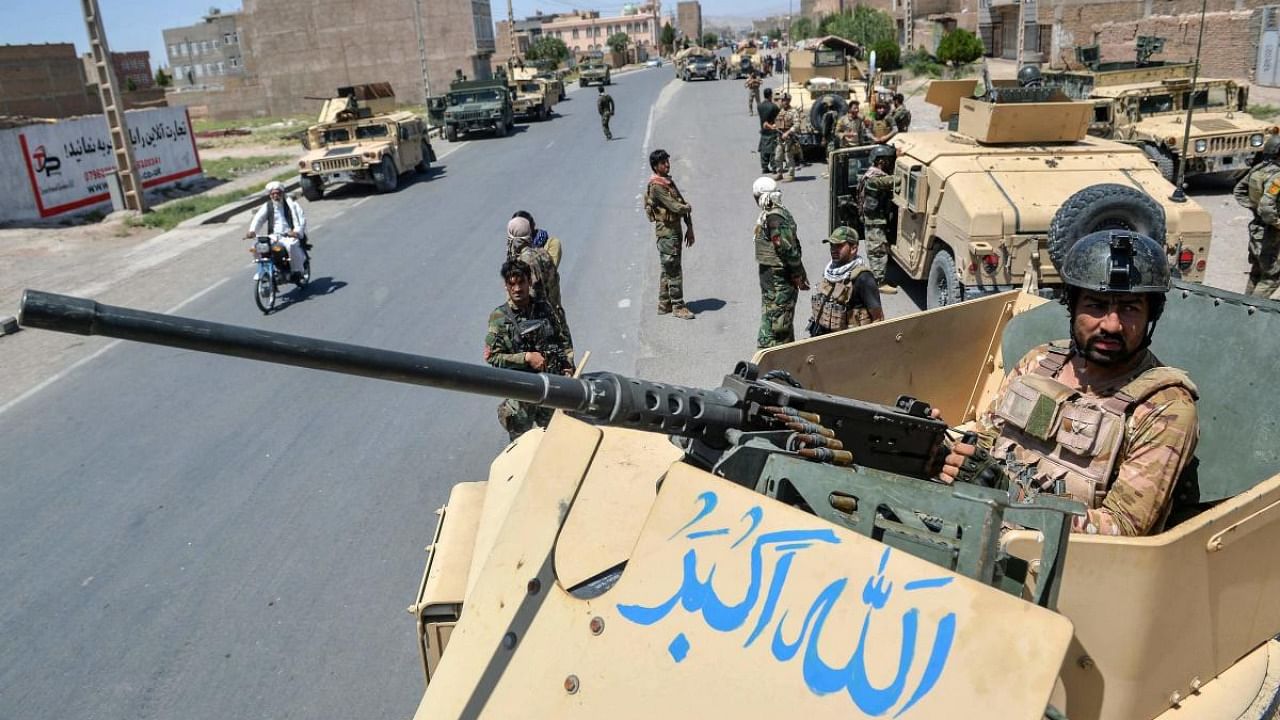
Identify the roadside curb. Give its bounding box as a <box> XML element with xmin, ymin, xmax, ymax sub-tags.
<box><xmin>183</xmin><ymin>177</ymin><xmax>302</xmax><ymax>228</ymax></box>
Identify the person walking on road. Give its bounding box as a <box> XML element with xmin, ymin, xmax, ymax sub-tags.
<box><xmin>807</xmin><ymin>226</ymin><xmax>884</xmax><ymax>337</ymax></box>
<box><xmin>757</xmin><ymin>87</ymin><xmax>780</xmax><ymax>177</ymax></box>
<box><xmin>858</xmin><ymin>145</ymin><xmax>899</xmax><ymax>294</ymax></box>
<box><xmin>753</xmin><ymin>176</ymin><xmax>808</xmax><ymax>348</ymax></box>
<box><xmin>597</xmin><ymin>86</ymin><xmax>615</xmax><ymax>140</ymax></box>
<box><xmin>645</xmin><ymin>149</ymin><xmax>696</xmax><ymax>320</ymax></box>
<box><xmin>1233</xmin><ymin>135</ymin><xmax>1280</xmax><ymax>299</ymax></box>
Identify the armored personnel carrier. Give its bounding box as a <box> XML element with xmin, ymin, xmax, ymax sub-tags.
<box><xmin>18</xmin><ymin>270</ymin><xmax>1280</xmax><ymax>720</ymax></box>
<box><xmin>730</xmin><ymin>42</ymin><xmax>764</xmax><ymax>78</ymax></box>
<box><xmin>828</xmin><ymin>79</ymin><xmax>1212</xmax><ymax>307</ymax></box>
<box><xmin>296</xmin><ymin>83</ymin><xmax>433</xmax><ymax>200</ymax></box>
<box><xmin>443</xmin><ymin>77</ymin><xmax>514</xmax><ymax>141</ymax></box>
<box><xmin>1044</xmin><ymin>38</ymin><xmax>1277</xmax><ymax>182</ymax></box>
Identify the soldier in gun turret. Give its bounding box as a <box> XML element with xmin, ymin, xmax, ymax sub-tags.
<box><xmin>1233</xmin><ymin>135</ymin><xmax>1280</xmax><ymax>299</ymax></box>
<box><xmin>753</xmin><ymin>175</ymin><xmax>809</xmax><ymax>348</ymax></box>
<box><xmin>941</xmin><ymin>231</ymin><xmax>1200</xmax><ymax>536</ymax></box>
<box><xmin>484</xmin><ymin>259</ymin><xmax>574</xmax><ymax>441</ymax></box>
<box><xmin>858</xmin><ymin>145</ymin><xmax>899</xmax><ymax>294</ymax></box>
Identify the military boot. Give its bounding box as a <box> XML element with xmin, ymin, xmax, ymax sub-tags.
<box><xmin>671</xmin><ymin>306</ymin><xmax>695</xmax><ymax>320</ymax></box>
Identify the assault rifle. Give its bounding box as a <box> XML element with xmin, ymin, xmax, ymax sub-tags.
<box><xmin>19</xmin><ymin>290</ymin><xmax>947</xmax><ymax>481</ymax></box>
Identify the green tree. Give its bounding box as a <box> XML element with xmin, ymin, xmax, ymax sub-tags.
<box><xmin>607</xmin><ymin>32</ymin><xmax>630</xmax><ymax>55</ymax></box>
<box><xmin>768</xmin><ymin>26</ymin><xmax>783</xmax><ymax>41</ymax></box>
<box><xmin>125</xmin><ymin>77</ymin><xmax>137</xmax><ymax>92</ymax></box>
<box><xmin>701</xmin><ymin>32</ymin><xmax>719</xmax><ymax>48</ymax></box>
<box><xmin>660</xmin><ymin>22</ymin><xmax>677</xmax><ymax>54</ymax></box>
<box><xmin>820</xmin><ymin>7</ymin><xmax>896</xmax><ymax>48</ymax></box>
<box><xmin>936</xmin><ymin>28</ymin><xmax>985</xmax><ymax>65</ymax></box>
<box><xmin>790</xmin><ymin>17</ymin><xmax>815</xmax><ymax>41</ymax></box>
<box><xmin>154</xmin><ymin>68</ymin><xmax>172</xmax><ymax>87</ymax></box>
<box><xmin>526</xmin><ymin>36</ymin><xmax>570</xmax><ymax>65</ymax></box>
<box><xmin>871</xmin><ymin>39</ymin><xmax>901</xmax><ymax>71</ymax></box>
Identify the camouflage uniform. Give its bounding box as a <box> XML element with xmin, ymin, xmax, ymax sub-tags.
<box><xmin>745</xmin><ymin>76</ymin><xmax>761</xmax><ymax>115</ymax></box>
<box><xmin>646</xmin><ymin>174</ymin><xmax>692</xmax><ymax>312</ymax></box>
<box><xmin>1232</xmin><ymin>159</ymin><xmax>1280</xmax><ymax>298</ymax></box>
<box><xmin>507</xmin><ymin>237</ymin><xmax>572</xmax><ymax>351</ymax></box>
<box><xmin>834</xmin><ymin>112</ymin><xmax>869</xmax><ymax>148</ymax></box>
<box><xmin>858</xmin><ymin>166</ymin><xmax>896</xmax><ymax>284</ymax></box>
<box><xmin>974</xmin><ymin>342</ymin><xmax>1199</xmax><ymax>536</ymax></box>
<box><xmin>808</xmin><ymin>260</ymin><xmax>877</xmax><ymax>335</ymax></box>
<box><xmin>890</xmin><ymin>104</ymin><xmax>912</xmax><ymax>132</ymax></box>
<box><xmin>773</xmin><ymin>105</ymin><xmax>802</xmax><ymax>180</ymax></box>
<box><xmin>483</xmin><ymin>298</ymin><xmax>573</xmax><ymax>440</ymax></box>
<box><xmin>597</xmin><ymin>91</ymin><xmax>615</xmax><ymax>140</ymax></box>
<box><xmin>755</xmin><ymin>204</ymin><xmax>808</xmax><ymax>347</ymax></box>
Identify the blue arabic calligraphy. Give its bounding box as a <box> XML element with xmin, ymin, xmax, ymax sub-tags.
<box><xmin>617</xmin><ymin>491</ymin><xmax>958</xmax><ymax>717</ymax></box>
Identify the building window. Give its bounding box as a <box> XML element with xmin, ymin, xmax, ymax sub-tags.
<box><xmin>217</xmin><ymin>61</ymin><xmax>224</xmax><ymax>73</ymax></box>
<box><xmin>230</xmin><ymin>56</ymin><xmax>240</xmax><ymax>68</ymax></box>
<box><xmin>193</xmin><ymin>64</ymin><xmax>201</xmax><ymax>77</ymax></box>
<box><xmin>224</xmin><ymin>32</ymin><xmax>233</xmax><ymax>44</ymax></box>
<box><xmin>572</xmin><ymin>28</ymin><xmax>579</xmax><ymax>39</ymax></box>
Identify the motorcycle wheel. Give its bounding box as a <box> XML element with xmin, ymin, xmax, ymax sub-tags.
<box><xmin>255</xmin><ymin>272</ymin><xmax>276</xmax><ymax>314</ymax></box>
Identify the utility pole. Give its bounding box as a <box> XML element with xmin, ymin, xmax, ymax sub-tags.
<box><xmin>903</xmin><ymin>0</ymin><xmax>915</xmax><ymax>54</ymax></box>
<box><xmin>507</xmin><ymin>0</ymin><xmax>518</xmax><ymax>65</ymax></box>
<box><xmin>412</xmin><ymin>0</ymin><xmax>433</xmax><ymax>105</ymax></box>
<box><xmin>81</xmin><ymin>0</ymin><xmax>146</xmax><ymax>213</ymax></box>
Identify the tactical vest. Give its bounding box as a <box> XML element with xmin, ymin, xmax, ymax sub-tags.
<box><xmin>810</xmin><ymin>266</ymin><xmax>874</xmax><ymax>332</ymax></box>
<box><xmin>775</xmin><ymin>107</ymin><xmax>796</xmax><ymax>132</ymax></box>
<box><xmin>1246</xmin><ymin>162</ymin><xmax>1280</xmax><ymax>206</ymax></box>
<box><xmin>992</xmin><ymin>343</ymin><xmax>1198</xmax><ymax>511</ymax></box>
<box><xmin>754</xmin><ymin>206</ymin><xmax>797</xmax><ymax>266</ymax></box>
<box><xmin>515</xmin><ymin>245</ymin><xmax>561</xmax><ymax>309</ymax></box>
<box><xmin>645</xmin><ymin>179</ymin><xmax>685</xmax><ymax>236</ymax></box>
<box><xmin>859</xmin><ymin>167</ymin><xmax>891</xmax><ymax>220</ymax></box>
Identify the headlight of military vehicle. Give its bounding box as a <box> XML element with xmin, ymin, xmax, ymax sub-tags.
<box><xmin>350</xmin><ymin>157</ymin><xmax>361</xmax><ymax>168</ymax></box>
<box><xmin>311</xmin><ymin>161</ymin><xmax>321</xmax><ymax>172</ymax></box>
<box><xmin>1194</xmin><ymin>139</ymin><xmax>1208</xmax><ymax>153</ymax></box>
<box><xmin>1251</xmin><ymin>133</ymin><xmax>1265</xmax><ymax>147</ymax></box>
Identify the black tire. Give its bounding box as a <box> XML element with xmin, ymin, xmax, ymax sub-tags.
<box><xmin>1048</xmin><ymin>183</ymin><xmax>1166</xmax><ymax>272</ymax></box>
<box><xmin>808</xmin><ymin>94</ymin><xmax>847</xmax><ymax>134</ymax></box>
<box><xmin>926</xmin><ymin>247</ymin><xmax>961</xmax><ymax>309</ymax></box>
<box><xmin>445</xmin><ymin>125</ymin><xmax>458</xmax><ymax>142</ymax></box>
<box><xmin>414</xmin><ymin>143</ymin><xmax>430</xmax><ymax>173</ymax></box>
<box><xmin>374</xmin><ymin>156</ymin><xmax>398</xmax><ymax>193</ymax></box>
<box><xmin>1141</xmin><ymin>144</ymin><xmax>1177</xmax><ymax>182</ymax></box>
<box><xmin>255</xmin><ymin>273</ymin><xmax>275</xmax><ymax>314</ymax></box>
<box><xmin>496</xmin><ymin>119</ymin><xmax>509</xmax><ymax>138</ymax></box>
<box><xmin>579</xmin><ymin>79</ymin><xmax>586</xmax><ymax>88</ymax></box>
<box><xmin>300</xmin><ymin>175</ymin><xmax>323</xmax><ymax>202</ymax></box>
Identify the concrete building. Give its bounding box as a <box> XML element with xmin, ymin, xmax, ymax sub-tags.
<box><xmin>495</xmin><ymin>12</ymin><xmax>561</xmax><ymax>67</ymax></box>
<box><xmin>677</xmin><ymin>1</ymin><xmax>703</xmax><ymax>42</ymax></box>
<box><xmin>541</xmin><ymin>4</ymin><xmax>662</xmax><ymax>57</ymax></box>
<box><xmin>0</xmin><ymin>43</ymin><xmax>98</xmax><ymax>118</ymax></box>
<box><xmin>162</xmin><ymin>10</ymin><xmax>245</xmax><ymax>88</ymax></box>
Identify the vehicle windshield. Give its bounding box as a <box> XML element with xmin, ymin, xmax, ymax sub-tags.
<box><xmin>815</xmin><ymin>49</ymin><xmax>845</xmax><ymax>67</ymax></box>
<box><xmin>355</xmin><ymin>124</ymin><xmax>389</xmax><ymax>139</ymax></box>
<box><xmin>1138</xmin><ymin>93</ymin><xmax>1175</xmax><ymax>114</ymax></box>
<box><xmin>518</xmin><ymin>82</ymin><xmax>540</xmax><ymax>93</ymax></box>
<box><xmin>1189</xmin><ymin>85</ymin><xmax>1230</xmax><ymax>109</ymax></box>
<box><xmin>449</xmin><ymin>90</ymin><xmax>502</xmax><ymax>105</ymax></box>
<box><xmin>321</xmin><ymin>127</ymin><xmax>351</xmax><ymax>144</ymax></box>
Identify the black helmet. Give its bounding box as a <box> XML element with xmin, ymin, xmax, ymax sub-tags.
<box><xmin>869</xmin><ymin>144</ymin><xmax>896</xmax><ymax>164</ymax></box>
<box><xmin>1017</xmin><ymin>64</ymin><xmax>1043</xmax><ymax>88</ymax></box>
<box><xmin>1262</xmin><ymin>134</ymin><xmax>1280</xmax><ymax>159</ymax></box>
<box><xmin>1060</xmin><ymin>230</ymin><xmax>1170</xmax><ymax>294</ymax></box>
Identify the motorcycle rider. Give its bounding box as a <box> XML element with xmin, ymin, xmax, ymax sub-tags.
<box><xmin>246</xmin><ymin>181</ymin><xmax>309</xmax><ymax>282</ymax></box>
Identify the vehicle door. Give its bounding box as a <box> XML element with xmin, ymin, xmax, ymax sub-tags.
<box><xmin>892</xmin><ymin>159</ymin><xmax>927</xmax><ymax>267</ymax></box>
<box><xmin>827</xmin><ymin>145</ymin><xmax>876</xmax><ymax>233</ymax></box>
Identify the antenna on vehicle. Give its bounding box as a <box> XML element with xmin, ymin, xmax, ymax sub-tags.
<box><xmin>1170</xmin><ymin>0</ymin><xmax>1207</xmax><ymax>202</ymax></box>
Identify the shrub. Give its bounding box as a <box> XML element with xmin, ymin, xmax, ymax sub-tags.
<box><xmin>936</xmin><ymin>29</ymin><xmax>985</xmax><ymax>66</ymax></box>
<box><xmin>871</xmin><ymin>40</ymin><xmax>901</xmax><ymax>71</ymax></box>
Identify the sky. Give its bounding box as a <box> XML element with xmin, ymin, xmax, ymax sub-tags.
<box><xmin>0</xmin><ymin>0</ymin><xmax>792</xmax><ymax>72</ymax></box>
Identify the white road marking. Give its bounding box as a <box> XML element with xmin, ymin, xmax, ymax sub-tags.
<box><xmin>617</xmin><ymin>298</ymin><xmax>631</xmax><ymax>308</ymax></box>
<box><xmin>0</xmin><ymin>276</ymin><xmax>232</xmax><ymax>417</ymax></box>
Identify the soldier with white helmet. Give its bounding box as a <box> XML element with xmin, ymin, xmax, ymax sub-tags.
<box><xmin>753</xmin><ymin>176</ymin><xmax>809</xmax><ymax>348</ymax></box>
<box><xmin>942</xmin><ymin>230</ymin><xmax>1200</xmax><ymax>536</ymax></box>
<box><xmin>246</xmin><ymin>181</ymin><xmax>309</xmax><ymax>282</ymax></box>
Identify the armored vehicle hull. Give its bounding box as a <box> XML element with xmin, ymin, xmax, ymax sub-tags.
<box><xmin>578</xmin><ymin>62</ymin><xmax>611</xmax><ymax>87</ymax></box>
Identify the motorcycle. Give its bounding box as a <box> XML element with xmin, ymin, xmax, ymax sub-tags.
<box><xmin>250</xmin><ymin>234</ymin><xmax>310</xmax><ymax>314</ymax></box>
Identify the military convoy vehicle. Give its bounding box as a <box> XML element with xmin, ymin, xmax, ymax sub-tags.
<box><xmin>296</xmin><ymin>83</ymin><xmax>433</xmax><ymax>200</ymax></box>
<box><xmin>780</xmin><ymin>36</ymin><xmax>871</xmax><ymax>159</ymax></box>
<box><xmin>674</xmin><ymin>46</ymin><xmax>717</xmax><ymax>81</ymax></box>
<box><xmin>730</xmin><ymin>42</ymin><xmax>764</xmax><ymax>78</ymax></box>
<box><xmin>512</xmin><ymin>65</ymin><xmax>563</xmax><ymax>105</ymax></box>
<box><xmin>19</xmin><ymin>267</ymin><xmax>1280</xmax><ymax>720</ymax></box>
<box><xmin>442</xmin><ymin>77</ymin><xmax>514</xmax><ymax>141</ymax></box>
<box><xmin>577</xmin><ymin>52</ymin><xmax>612</xmax><ymax>87</ymax></box>
<box><xmin>1044</xmin><ymin>38</ymin><xmax>1276</xmax><ymax>182</ymax></box>
<box><xmin>828</xmin><ymin>80</ymin><xmax>1212</xmax><ymax>308</ymax></box>
<box><xmin>509</xmin><ymin>77</ymin><xmax>553</xmax><ymax>122</ymax></box>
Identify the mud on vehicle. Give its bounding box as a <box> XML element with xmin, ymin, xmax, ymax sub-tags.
<box><xmin>443</xmin><ymin>77</ymin><xmax>515</xmax><ymax>141</ymax></box>
<box><xmin>828</xmin><ymin>79</ymin><xmax>1212</xmax><ymax>308</ymax></box>
<box><xmin>296</xmin><ymin>83</ymin><xmax>434</xmax><ymax>200</ymax></box>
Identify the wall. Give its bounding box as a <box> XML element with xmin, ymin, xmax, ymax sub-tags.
<box><xmin>1045</xmin><ymin>0</ymin><xmax>1250</xmax><ymax>70</ymax></box>
<box><xmin>0</xmin><ymin>107</ymin><xmax>202</xmax><ymax>223</ymax></box>
<box><xmin>1092</xmin><ymin>9</ymin><xmax>1258</xmax><ymax>78</ymax></box>
<box><xmin>0</xmin><ymin>43</ymin><xmax>99</xmax><ymax>119</ymax></box>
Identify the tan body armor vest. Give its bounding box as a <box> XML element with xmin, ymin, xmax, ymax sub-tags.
<box><xmin>992</xmin><ymin>343</ymin><xmax>1197</xmax><ymax>508</ymax></box>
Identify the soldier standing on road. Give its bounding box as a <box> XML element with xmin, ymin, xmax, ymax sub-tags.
<box><xmin>645</xmin><ymin>149</ymin><xmax>696</xmax><ymax>320</ymax></box>
<box><xmin>757</xmin><ymin>87</ymin><xmax>780</xmax><ymax>177</ymax></box>
<box><xmin>484</xmin><ymin>259</ymin><xmax>574</xmax><ymax>441</ymax></box>
<box><xmin>889</xmin><ymin>93</ymin><xmax>911</xmax><ymax>133</ymax></box>
<box><xmin>597</xmin><ymin>86</ymin><xmax>615</xmax><ymax>140</ymax></box>
<box><xmin>859</xmin><ymin>145</ymin><xmax>899</xmax><ymax>295</ymax></box>
<box><xmin>746</xmin><ymin>71</ymin><xmax>762</xmax><ymax>115</ymax></box>
<box><xmin>835</xmin><ymin>100</ymin><xmax>870</xmax><ymax>148</ymax></box>
<box><xmin>807</xmin><ymin>226</ymin><xmax>884</xmax><ymax>336</ymax></box>
<box><xmin>820</xmin><ymin>97</ymin><xmax>841</xmax><ymax>157</ymax></box>
<box><xmin>753</xmin><ymin>176</ymin><xmax>809</xmax><ymax>348</ymax></box>
<box><xmin>1233</xmin><ymin>136</ymin><xmax>1280</xmax><ymax>298</ymax></box>
<box><xmin>773</xmin><ymin>93</ymin><xmax>801</xmax><ymax>182</ymax></box>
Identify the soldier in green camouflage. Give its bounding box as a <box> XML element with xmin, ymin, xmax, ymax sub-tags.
<box><xmin>858</xmin><ymin>145</ymin><xmax>899</xmax><ymax>294</ymax></box>
<box><xmin>753</xmin><ymin>175</ymin><xmax>809</xmax><ymax>348</ymax></box>
<box><xmin>889</xmin><ymin>93</ymin><xmax>911</xmax><ymax>133</ymax></box>
<box><xmin>645</xmin><ymin>149</ymin><xmax>696</xmax><ymax>320</ymax></box>
<box><xmin>484</xmin><ymin>259</ymin><xmax>574</xmax><ymax>441</ymax></box>
<box><xmin>597</xmin><ymin>86</ymin><xmax>615</xmax><ymax>140</ymax></box>
<box><xmin>1232</xmin><ymin>135</ymin><xmax>1280</xmax><ymax>298</ymax></box>
<box><xmin>807</xmin><ymin>226</ymin><xmax>884</xmax><ymax>336</ymax></box>
<box><xmin>506</xmin><ymin>215</ymin><xmax>572</xmax><ymax>352</ymax></box>
<box><xmin>942</xmin><ymin>231</ymin><xmax>1199</xmax><ymax>536</ymax></box>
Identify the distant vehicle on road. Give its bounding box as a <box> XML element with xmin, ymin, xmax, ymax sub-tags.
<box><xmin>443</xmin><ymin>78</ymin><xmax>515</xmax><ymax>141</ymax></box>
<box><xmin>645</xmin><ymin>57</ymin><xmax>662</xmax><ymax>68</ymax></box>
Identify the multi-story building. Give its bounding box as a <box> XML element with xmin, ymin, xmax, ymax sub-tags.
<box><xmin>495</xmin><ymin>12</ymin><xmax>561</xmax><ymax>67</ymax></box>
<box><xmin>162</xmin><ymin>10</ymin><xmax>245</xmax><ymax>88</ymax></box>
<box><xmin>540</xmin><ymin>3</ymin><xmax>662</xmax><ymax>57</ymax></box>
<box><xmin>0</xmin><ymin>43</ymin><xmax>98</xmax><ymax>118</ymax></box>
<box><xmin>677</xmin><ymin>1</ymin><xmax>703</xmax><ymax>42</ymax></box>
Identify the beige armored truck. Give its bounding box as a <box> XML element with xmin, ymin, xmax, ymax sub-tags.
<box><xmin>1044</xmin><ymin>41</ymin><xmax>1276</xmax><ymax>182</ymax></box>
<box><xmin>508</xmin><ymin>77</ymin><xmax>553</xmax><ymax>122</ymax></box>
<box><xmin>780</xmin><ymin>36</ymin><xmax>871</xmax><ymax>159</ymax></box>
<box><xmin>730</xmin><ymin>42</ymin><xmax>764</xmax><ymax>78</ymax></box>
<box><xmin>296</xmin><ymin>83</ymin><xmax>432</xmax><ymax>199</ymax></box>
<box><xmin>511</xmin><ymin>65</ymin><xmax>562</xmax><ymax>106</ymax></box>
<box><xmin>828</xmin><ymin>80</ymin><xmax>1212</xmax><ymax>308</ymax></box>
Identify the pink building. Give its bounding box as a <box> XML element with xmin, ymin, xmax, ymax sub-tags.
<box><xmin>540</xmin><ymin>3</ymin><xmax>662</xmax><ymax>56</ymax></box>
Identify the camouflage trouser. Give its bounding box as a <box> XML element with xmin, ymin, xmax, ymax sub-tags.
<box><xmin>1246</xmin><ymin>221</ymin><xmax>1280</xmax><ymax>299</ymax></box>
<box><xmin>497</xmin><ymin>399</ymin><xmax>554</xmax><ymax>441</ymax></box>
<box><xmin>757</xmin><ymin>265</ymin><xmax>798</xmax><ymax>348</ymax></box>
<box><xmin>758</xmin><ymin>133</ymin><xmax>778</xmax><ymax>174</ymax></box>
<box><xmin>601</xmin><ymin>111</ymin><xmax>613</xmax><ymax>139</ymax></box>
<box><xmin>773</xmin><ymin>137</ymin><xmax>800</xmax><ymax>178</ymax></box>
<box><xmin>749</xmin><ymin>90</ymin><xmax>760</xmax><ymax>115</ymax></box>
<box><xmin>657</xmin><ymin>234</ymin><xmax>685</xmax><ymax>309</ymax></box>
<box><xmin>864</xmin><ymin>224</ymin><xmax>889</xmax><ymax>285</ymax></box>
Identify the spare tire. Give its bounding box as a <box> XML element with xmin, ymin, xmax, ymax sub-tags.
<box><xmin>807</xmin><ymin>93</ymin><xmax>847</xmax><ymax>133</ymax></box>
<box><xmin>1048</xmin><ymin>183</ymin><xmax>1165</xmax><ymax>273</ymax></box>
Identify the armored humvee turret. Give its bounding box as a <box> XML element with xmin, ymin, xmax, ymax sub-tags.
<box><xmin>828</xmin><ymin>79</ymin><xmax>1212</xmax><ymax>308</ymax></box>
<box><xmin>296</xmin><ymin>83</ymin><xmax>433</xmax><ymax>199</ymax></box>
<box><xmin>1044</xmin><ymin>38</ymin><xmax>1277</xmax><ymax>181</ymax></box>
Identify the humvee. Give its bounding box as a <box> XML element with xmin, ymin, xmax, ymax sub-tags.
<box><xmin>443</xmin><ymin>77</ymin><xmax>514</xmax><ymax>141</ymax></box>
<box><xmin>730</xmin><ymin>42</ymin><xmax>764</xmax><ymax>78</ymax></box>
<box><xmin>512</xmin><ymin>65</ymin><xmax>562</xmax><ymax>107</ymax></box>
<box><xmin>1044</xmin><ymin>38</ymin><xmax>1276</xmax><ymax>182</ymax></box>
<box><xmin>779</xmin><ymin>36</ymin><xmax>871</xmax><ymax>159</ymax></box>
<box><xmin>674</xmin><ymin>47</ymin><xmax>717</xmax><ymax>81</ymax></box>
<box><xmin>509</xmin><ymin>78</ymin><xmax>553</xmax><ymax>122</ymax></box>
<box><xmin>578</xmin><ymin>51</ymin><xmax>611</xmax><ymax>87</ymax></box>
<box><xmin>296</xmin><ymin>83</ymin><xmax>433</xmax><ymax>200</ymax></box>
<box><xmin>828</xmin><ymin>80</ymin><xmax>1212</xmax><ymax>308</ymax></box>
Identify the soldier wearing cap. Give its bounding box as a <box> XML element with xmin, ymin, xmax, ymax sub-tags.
<box><xmin>807</xmin><ymin>226</ymin><xmax>884</xmax><ymax>336</ymax></box>
<box><xmin>1233</xmin><ymin>134</ymin><xmax>1280</xmax><ymax>299</ymax></box>
<box><xmin>941</xmin><ymin>230</ymin><xmax>1200</xmax><ymax>537</ymax></box>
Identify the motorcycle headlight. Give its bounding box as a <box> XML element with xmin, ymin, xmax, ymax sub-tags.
<box><xmin>255</xmin><ymin>240</ymin><xmax>271</xmax><ymax>254</ymax></box>
<box><xmin>1251</xmin><ymin>133</ymin><xmax>1265</xmax><ymax>147</ymax></box>
<box><xmin>311</xmin><ymin>161</ymin><xmax>320</xmax><ymax>172</ymax></box>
